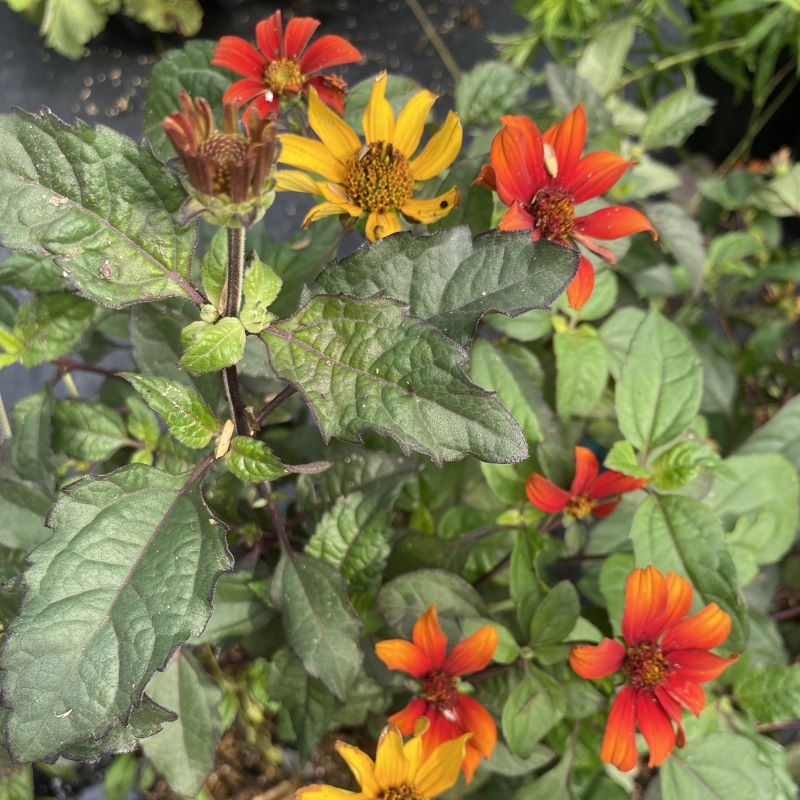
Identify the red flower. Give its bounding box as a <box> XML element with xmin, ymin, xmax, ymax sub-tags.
<box><xmin>375</xmin><ymin>606</ymin><xmax>497</xmax><ymax>783</ymax></box>
<box><xmin>526</xmin><ymin>446</ymin><xmax>645</xmax><ymax>519</ymax></box>
<box><xmin>475</xmin><ymin>104</ymin><xmax>657</xmax><ymax>309</ymax></box>
<box><xmin>570</xmin><ymin>566</ymin><xmax>737</xmax><ymax>772</ymax></box>
<box><xmin>212</xmin><ymin>9</ymin><xmax>361</xmax><ymax>118</ymax></box>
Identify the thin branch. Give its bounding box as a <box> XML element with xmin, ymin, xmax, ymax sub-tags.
<box><xmin>255</xmin><ymin>385</ymin><xmax>298</xmax><ymax>427</ymax></box>
<box><xmin>404</xmin><ymin>0</ymin><xmax>462</xmax><ymax>82</ymax></box>
<box><xmin>773</xmin><ymin>605</ymin><xmax>800</xmax><ymax>622</ymax></box>
<box><xmin>222</xmin><ymin>226</ymin><xmax>249</xmax><ymax>435</ymax></box>
<box><xmin>257</xmin><ymin>481</ymin><xmax>293</xmax><ymax>557</ymax></box>
<box><xmin>53</xmin><ymin>358</ymin><xmax>128</xmax><ymax>381</ymax></box>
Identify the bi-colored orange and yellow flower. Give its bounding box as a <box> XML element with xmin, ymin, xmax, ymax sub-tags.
<box><xmin>375</xmin><ymin>606</ymin><xmax>497</xmax><ymax>783</ymax></box>
<box><xmin>569</xmin><ymin>566</ymin><xmax>737</xmax><ymax>772</ymax></box>
<box><xmin>296</xmin><ymin>725</ymin><xmax>469</xmax><ymax>800</ymax></box>
<box><xmin>212</xmin><ymin>9</ymin><xmax>361</xmax><ymax>117</ymax></box>
<box><xmin>276</xmin><ymin>73</ymin><xmax>462</xmax><ymax>241</ymax></box>
<box><xmin>526</xmin><ymin>446</ymin><xmax>646</xmax><ymax>519</ymax></box>
<box><xmin>475</xmin><ymin>104</ymin><xmax>656</xmax><ymax>309</ymax></box>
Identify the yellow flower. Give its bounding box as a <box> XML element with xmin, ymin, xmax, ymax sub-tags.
<box><xmin>296</xmin><ymin>726</ymin><xmax>469</xmax><ymax>800</ymax></box>
<box><xmin>277</xmin><ymin>72</ymin><xmax>462</xmax><ymax>241</ymax></box>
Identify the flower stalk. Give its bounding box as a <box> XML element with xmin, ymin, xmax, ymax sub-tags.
<box><xmin>223</xmin><ymin>226</ymin><xmax>248</xmax><ymax>435</ymax></box>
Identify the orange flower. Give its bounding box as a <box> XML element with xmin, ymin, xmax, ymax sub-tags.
<box><xmin>526</xmin><ymin>446</ymin><xmax>646</xmax><ymax>519</ymax></box>
<box><xmin>569</xmin><ymin>566</ymin><xmax>737</xmax><ymax>772</ymax></box>
<box><xmin>475</xmin><ymin>104</ymin><xmax>656</xmax><ymax>309</ymax></box>
<box><xmin>375</xmin><ymin>606</ymin><xmax>497</xmax><ymax>782</ymax></box>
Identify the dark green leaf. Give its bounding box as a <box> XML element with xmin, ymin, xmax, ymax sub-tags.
<box><xmin>554</xmin><ymin>327</ymin><xmax>609</xmax><ymax>419</ymax></box>
<box><xmin>224</xmin><ymin>436</ymin><xmax>289</xmax><ymax>482</ymax></box>
<box><xmin>0</xmin><ymin>479</ymin><xmax>52</xmax><ymax>551</ymax></box>
<box><xmin>0</xmin><ymin>252</ymin><xmax>64</xmax><ymax>293</ymax></box>
<box><xmin>529</xmin><ymin>581</ymin><xmax>580</xmax><ymax>647</ymax></box>
<box><xmin>501</xmin><ymin>668</ymin><xmax>565</xmax><ymax>758</ymax></box>
<box><xmin>52</xmin><ymin>399</ymin><xmax>129</xmax><ymax>461</ymax></box>
<box><xmin>193</xmin><ymin>572</ymin><xmax>273</xmax><ymax>645</ymax></box>
<box><xmin>9</xmin><ymin>391</ymin><xmax>53</xmax><ymax>483</ymax></box>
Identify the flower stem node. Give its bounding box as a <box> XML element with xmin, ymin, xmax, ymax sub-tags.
<box><xmin>163</xmin><ymin>90</ymin><xmax>279</xmax><ymax>228</ymax></box>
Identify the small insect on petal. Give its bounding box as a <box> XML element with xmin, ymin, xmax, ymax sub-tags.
<box><xmin>544</xmin><ymin>143</ymin><xmax>559</xmax><ymax>178</ymax></box>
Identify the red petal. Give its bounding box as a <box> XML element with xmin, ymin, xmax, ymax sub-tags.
<box><xmin>444</xmin><ymin>625</ymin><xmax>497</xmax><ymax>676</ymax></box>
<box><xmin>374</xmin><ymin>639</ymin><xmax>432</xmax><ymax>678</ymax></box>
<box><xmin>662</xmin><ymin>674</ymin><xmax>706</xmax><ymax>716</ymax></box>
<box><xmin>498</xmin><ymin>201</ymin><xmax>534</xmax><ymax>232</ymax></box>
<box><xmin>589</xmin><ymin>470</ymin><xmax>647</xmax><ymax>500</ymax></box>
<box><xmin>490</xmin><ymin>117</ymin><xmax>545</xmax><ymax>207</ymax></box>
<box><xmin>306</xmin><ymin>74</ymin><xmax>347</xmax><ymax>114</ymax></box>
<box><xmin>456</xmin><ymin>695</ymin><xmax>496</xmax><ymax>758</ymax></box>
<box><xmin>654</xmin><ymin>685</ymin><xmax>683</xmax><ymax>724</ymax></box>
<box><xmin>300</xmin><ymin>35</ymin><xmax>362</xmax><ymax>74</ymax></box>
<box><xmin>212</xmin><ymin>37</ymin><xmax>266</xmax><ymax>78</ymax></box>
<box><xmin>413</xmin><ymin>606</ymin><xmax>448</xmax><ymax>668</ymax></box>
<box><xmin>388</xmin><ymin>698</ymin><xmax>428</xmax><ymax>734</ymax></box>
<box><xmin>567</xmin><ymin>150</ymin><xmax>634</xmax><ymax>203</ymax></box>
<box><xmin>284</xmin><ymin>16</ymin><xmax>321</xmax><ymax>59</ymax></box>
<box><xmin>662</xmin><ymin>603</ymin><xmax>732</xmax><ymax>653</ymax></box>
<box><xmin>571</xmin><ymin>446</ymin><xmax>600</xmax><ymax>495</ymax></box>
<box><xmin>566</xmin><ymin>254</ymin><xmax>594</xmax><ymax>310</ymax></box>
<box><xmin>525</xmin><ymin>472</ymin><xmax>571</xmax><ymax>512</ymax></box>
<box><xmin>423</xmin><ymin>707</ymin><xmax>464</xmax><ymax>756</ymax></box>
<box><xmin>667</xmin><ymin>649</ymin><xmax>738</xmax><ymax>683</ymax></box>
<box><xmin>593</xmin><ymin>500</ymin><xmax>621</xmax><ymax>517</ymax></box>
<box><xmin>543</xmin><ymin>103</ymin><xmax>586</xmax><ymax>185</ymax></box>
<box><xmin>256</xmin><ymin>10</ymin><xmax>284</xmax><ymax>59</ymax></box>
<box><xmin>601</xmin><ymin>686</ymin><xmax>638</xmax><ymax>772</ymax></box>
<box><xmin>244</xmin><ymin>93</ymin><xmax>280</xmax><ymax>119</ymax></box>
<box><xmin>574</xmin><ymin>206</ymin><xmax>657</xmax><ymax>241</ymax></box>
<box><xmin>473</xmin><ymin>163</ymin><xmax>497</xmax><ymax>192</ymax></box>
<box><xmin>223</xmin><ymin>78</ymin><xmax>266</xmax><ymax>106</ymax></box>
<box><xmin>650</xmin><ymin>573</ymin><xmax>693</xmax><ymax>641</ymax></box>
<box><xmin>622</xmin><ymin>566</ymin><xmax>668</xmax><ymax>646</ymax></box>
<box><xmin>635</xmin><ymin>692</ymin><xmax>675</xmax><ymax>767</ymax></box>
<box><xmin>569</xmin><ymin>638</ymin><xmax>626</xmax><ymax>679</ymax></box>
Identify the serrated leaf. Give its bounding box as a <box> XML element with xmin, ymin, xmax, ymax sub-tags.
<box><xmin>39</xmin><ymin>0</ymin><xmax>110</xmax><ymax>59</ymax></box>
<box><xmin>10</xmin><ymin>391</ymin><xmax>53</xmax><ymax>483</ymax></box>
<box><xmin>554</xmin><ymin>327</ymin><xmax>609</xmax><ymax>419</ymax></box>
<box><xmin>0</xmin><ymin>109</ymin><xmax>199</xmax><ymax>308</ymax></box>
<box><xmin>123</xmin><ymin>0</ymin><xmax>202</xmax><ymax>36</ymax></box>
<box><xmin>0</xmin><ymin>463</ymin><xmax>231</xmax><ymax>762</ymax></box>
<box><xmin>179</xmin><ymin>317</ymin><xmax>246</xmax><ymax>374</ymax></box>
<box><xmin>604</xmin><ymin>441</ymin><xmax>649</xmax><ymax>479</ymax></box>
<box><xmin>631</xmin><ymin>494</ymin><xmax>747</xmax><ymax>651</ymax></box>
<box><xmin>529</xmin><ymin>581</ymin><xmax>580</xmax><ymax>647</ymax></box>
<box><xmin>455</xmin><ymin>61</ymin><xmax>532</xmax><ymax>126</ymax></box>
<box><xmin>141</xmin><ymin>650</ymin><xmax>222</xmax><ymax>797</ymax></box>
<box><xmin>241</xmin><ymin>255</ymin><xmax>281</xmax><ymax>334</ymax></box>
<box><xmin>262</xmin><ymin>295</ymin><xmax>527</xmax><ymax>465</ymax></box>
<box><xmin>270</xmin><ymin>553</ymin><xmax>363</xmax><ymax>700</ymax></box>
<box><xmin>0</xmin><ymin>479</ymin><xmax>52</xmax><ymax>551</ymax></box>
<box><xmin>52</xmin><ymin>399</ymin><xmax>130</xmax><ymax>461</ymax></box>
<box><xmin>641</xmin><ymin>88</ymin><xmax>715</xmax><ymax>149</ymax></box>
<box><xmin>616</xmin><ymin>310</ymin><xmax>702</xmax><ymax>451</ymax></box>
<box><xmin>0</xmin><ymin>252</ymin><xmax>65</xmax><ymax>293</ymax></box>
<box><xmin>122</xmin><ymin>373</ymin><xmax>219</xmax><ymax>449</ymax></box>
<box><xmin>501</xmin><ymin>668</ymin><xmax>565</xmax><ymax>758</ymax></box>
<box><xmin>224</xmin><ymin>436</ymin><xmax>289</xmax><ymax>482</ymax></box>
<box><xmin>308</xmin><ymin>227</ymin><xmax>577</xmax><ymax>348</ymax></box>
<box><xmin>734</xmin><ymin>664</ymin><xmax>800</xmax><ymax>723</ymax></box>
<box><xmin>651</xmin><ymin>440</ymin><xmax>728</xmax><ymax>490</ymax></box>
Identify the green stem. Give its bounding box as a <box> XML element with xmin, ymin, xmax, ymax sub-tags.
<box><xmin>223</xmin><ymin>226</ymin><xmax>248</xmax><ymax>435</ymax></box>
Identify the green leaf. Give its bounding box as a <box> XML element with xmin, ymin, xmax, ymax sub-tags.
<box><xmin>554</xmin><ymin>327</ymin><xmax>609</xmax><ymax>419</ymax></box>
<box><xmin>485</xmin><ymin>309</ymin><xmax>552</xmax><ymax>342</ymax></box>
<box><xmin>736</xmin><ymin>395</ymin><xmax>800</xmax><ymax>470</ymax></box>
<box><xmin>14</xmin><ymin>292</ymin><xmax>96</xmax><ymax>366</ymax></box>
<box><xmin>144</xmin><ymin>41</ymin><xmax>234</xmax><ymax>161</ymax></box>
<box><xmin>554</xmin><ymin>269</ymin><xmax>617</xmax><ymax>321</ymax></box>
<box><xmin>752</xmin><ymin>164</ymin><xmax>800</xmax><ymax>217</ymax></box>
<box><xmin>616</xmin><ymin>310</ymin><xmax>702</xmax><ymax>451</ymax></box>
<box><xmin>604</xmin><ymin>441</ymin><xmax>649</xmax><ymax>479</ymax></box>
<box><xmin>0</xmin><ymin>479</ymin><xmax>52</xmax><ymax>551</ymax></box>
<box><xmin>0</xmin><ymin>110</ymin><xmax>198</xmax><ymax>308</ymax></box>
<box><xmin>122</xmin><ymin>373</ymin><xmax>220</xmax><ymax>449</ymax></box>
<box><xmin>641</xmin><ymin>88</ymin><xmax>715</xmax><ymax>149</ymax></box>
<box><xmin>141</xmin><ymin>650</ymin><xmax>222</xmax><ymax>798</ymax></box>
<box><xmin>545</xmin><ymin>64</ymin><xmax>612</xmax><ymax>135</ymax></box>
<box><xmin>224</xmin><ymin>436</ymin><xmax>289</xmax><ymax>482</ymax></box>
<box><xmin>39</xmin><ymin>0</ymin><xmax>110</xmax><ymax>59</ymax></box>
<box><xmin>734</xmin><ymin>664</ymin><xmax>800</xmax><ymax>723</ymax></box>
<box><xmin>179</xmin><ymin>317</ymin><xmax>246</xmax><ymax>374</ymax></box>
<box><xmin>501</xmin><ymin>668</ymin><xmax>565</xmax><ymax>758</ymax></box>
<box><xmin>0</xmin><ymin>252</ymin><xmax>64</xmax><ymax>292</ymax></box>
<box><xmin>0</xmin><ymin>766</ymin><xmax>33</xmax><ymax>800</ymax></box>
<box><xmin>201</xmin><ymin>229</ymin><xmax>227</xmax><ymax>312</ymax></box>
<box><xmin>576</xmin><ymin>18</ymin><xmax>637</xmax><ymax>95</ymax></box>
<box><xmin>600</xmin><ymin>306</ymin><xmax>646</xmax><ymax>380</ymax></box>
<box><xmin>262</xmin><ymin>295</ymin><xmax>527</xmax><ymax>465</ymax></box>
<box><xmin>52</xmin><ymin>398</ymin><xmax>130</xmax><ymax>461</ymax></box>
<box><xmin>309</xmin><ymin>227</ymin><xmax>578</xmax><ymax>348</ymax></box>
<box><xmin>631</xmin><ymin>495</ymin><xmax>747</xmax><ymax>651</ymax></box>
<box><xmin>10</xmin><ymin>391</ymin><xmax>53</xmax><ymax>483</ymax></box>
<box><xmin>240</xmin><ymin>255</ymin><xmax>281</xmax><ymax>334</ymax></box>
<box><xmin>516</xmin><ymin>757</ymin><xmax>570</xmax><ymax>800</ymax></box>
<box><xmin>103</xmin><ymin>754</ymin><xmax>138</xmax><ymax>800</ymax></box>
<box><xmin>599</xmin><ymin>553</ymin><xmax>635</xmax><ymax>636</ymax></box>
<box><xmin>122</xmin><ymin>0</ymin><xmax>202</xmax><ymax>36</ymax></box>
<box><xmin>0</xmin><ymin>463</ymin><xmax>231</xmax><ymax>762</ymax></box>
<box><xmin>644</xmin><ymin>201</ymin><xmax>706</xmax><ymax>294</ymax></box>
<box><xmin>270</xmin><ymin>553</ymin><xmax>363</xmax><ymax>700</ymax></box>
<box><xmin>529</xmin><ymin>581</ymin><xmax>580</xmax><ymax>647</ymax></box>
<box><xmin>455</xmin><ymin>61</ymin><xmax>532</xmax><ymax>126</ymax></box>
<box><xmin>651</xmin><ymin>440</ymin><xmax>728</xmax><ymax>490</ymax></box>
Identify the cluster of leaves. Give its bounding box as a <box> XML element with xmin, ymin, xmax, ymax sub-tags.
<box><xmin>0</xmin><ymin>12</ymin><xmax>798</xmax><ymax>800</ymax></box>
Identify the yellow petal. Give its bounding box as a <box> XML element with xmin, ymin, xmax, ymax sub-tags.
<box><xmin>374</xmin><ymin>727</ymin><xmax>412</xmax><ymax>790</ymax></box>
<box><xmin>279</xmin><ymin>133</ymin><xmax>346</xmax><ymax>182</ymax></box>
<box><xmin>393</xmin><ymin>89</ymin><xmax>437</xmax><ymax>157</ymax></box>
<box><xmin>366</xmin><ymin>210</ymin><xmax>401</xmax><ymax>241</ymax></box>
<box><xmin>363</xmin><ymin>72</ymin><xmax>395</xmax><ymax>145</ymax></box>
<box><xmin>275</xmin><ymin>169</ymin><xmax>322</xmax><ymax>194</ymax></box>
<box><xmin>308</xmin><ymin>88</ymin><xmax>361</xmax><ymax>164</ymax></box>
<box><xmin>302</xmin><ymin>201</ymin><xmax>352</xmax><ymax>228</ymax></box>
<box><xmin>402</xmin><ymin>734</ymin><xmax>424</xmax><ymax>779</ymax></box>
<box><xmin>335</xmin><ymin>741</ymin><xmax>381</xmax><ymax>796</ymax></box>
<box><xmin>317</xmin><ymin>181</ymin><xmax>362</xmax><ymax>217</ymax></box>
<box><xmin>414</xmin><ymin>734</ymin><xmax>471</xmax><ymax>797</ymax></box>
<box><xmin>295</xmin><ymin>785</ymin><xmax>358</xmax><ymax>800</ymax></box>
<box><xmin>400</xmin><ymin>186</ymin><xmax>460</xmax><ymax>224</ymax></box>
<box><xmin>410</xmin><ymin>111</ymin><xmax>463</xmax><ymax>180</ymax></box>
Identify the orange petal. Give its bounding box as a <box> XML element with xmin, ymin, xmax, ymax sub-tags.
<box><xmin>667</xmin><ymin>649</ymin><xmax>738</xmax><ymax>683</ymax></box>
<box><xmin>490</xmin><ymin>118</ymin><xmax>544</xmax><ymax>207</ymax></box>
<box><xmin>571</xmin><ymin>446</ymin><xmax>600</xmax><ymax>495</ymax></box>
<box><xmin>543</xmin><ymin>103</ymin><xmax>586</xmax><ymax>185</ymax></box>
<box><xmin>455</xmin><ymin>695</ymin><xmax>496</xmax><ymax>758</ymax></box>
<box><xmin>525</xmin><ymin>472</ymin><xmax>571</xmax><ymax>512</ymax></box>
<box><xmin>473</xmin><ymin>163</ymin><xmax>497</xmax><ymax>191</ymax></box>
<box><xmin>461</xmin><ymin>743</ymin><xmax>482</xmax><ymax>784</ymax></box>
<box><xmin>566</xmin><ymin>254</ymin><xmax>594</xmax><ymax>310</ymax></box>
<box><xmin>444</xmin><ymin>625</ymin><xmax>497</xmax><ymax>676</ymax></box>
<box><xmin>574</xmin><ymin>206</ymin><xmax>657</xmax><ymax>241</ymax></box>
<box><xmin>388</xmin><ymin>699</ymin><xmax>428</xmax><ymax>734</ymax></box>
<box><xmin>661</xmin><ymin>603</ymin><xmax>732</xmax><ymax>652</ymax></box>
<box><xmin>422</xmin><ymin>707</ymin><xmax>463</xmax><ymax>757</ymax></box>
<box><xmin>498</xmin><ymin>201</ymin><xmax>535</xmax><ymax>232</ymax></box>
<box><xmin>589</xmin><ymin>469</ymin><xmax>647</xmax><ymax>500</ymax></box>
<box><xmin>635</xmin><ymin>691</ymin><xmax>675</xmax><ymax>768</ymax></box>
<box><xmin>569</xmin><ymin>638</ymin><xmax>626</xmax><ymax>679</ymax></box>
<box><xmin>650</xmin><ymin>573</ymin><xmax>693</xmax><ymax>641</ymax></box>
<box><xmin>375</xmin><ymin>639</ymin><xmax>432</xmax><ymax>678</ymax></box>
<box><xmin>622</xmin><ymin>566</ymin><xmax>668</xmax><ymax>646</ymax></box>
<box><xmin>662</xmin><ymin>675</ymin><xmax>706</xmax><ymax>716</ymax></box>
<box><xmin>412</xmin><ymin>606</ymin><xmax>448</xmax><ymax>668</ymax></box>
<box><xmin>568</xmin><ymin>150</ymin><xmax>634</xmax><ymax>203</ymax></box>
<box><xmin>600</xmin><ymin>686</ymin><xmax>638</xmax><ymax>772</ymax></box>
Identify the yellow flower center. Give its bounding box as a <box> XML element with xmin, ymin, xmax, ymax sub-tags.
<box><xmin>198</xmin><ymin>132</ymin><xmax>249</xmax><ymax>195</ymax></box>
<box><xmin>343</xmin><ymin>141</ymin><xmax>415</xmax><ymax>212</ymax></box>
<box><xmin>566</xmin><ymin>494</ymin><xmax>594</xmax><ymax>519</ymax></box>
<box><xmin>378</xmin><ymin>786</ymin><xmax>423</xmax><ymax>800</ymax></box>
<box><xmin>623</xmin><ymin>643</ymin><xmax>670</xmax><ymax>689</ymax></box>
<box><xmin>529</xmin><ymin>186</ymin><xmax>575</xmax><ymax>240</ymax></box>
<box><xmin>264</xmin><ymin>57</ymin><xmax>304</xmax><ymax>95</ymax></box>
<box><xmin>421</xmin><ymin>669</ymin><xmax>459</xmax><ymax>710</ymax></box>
